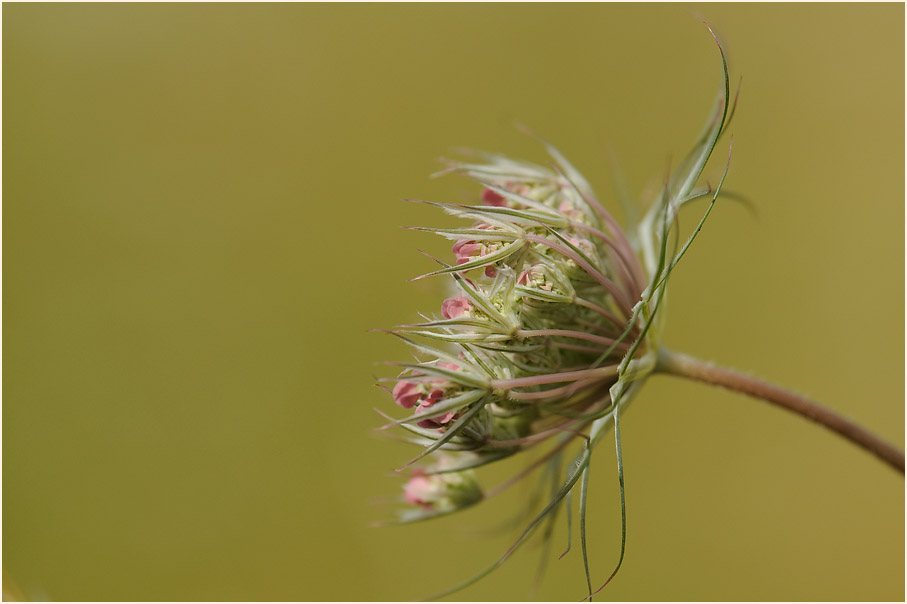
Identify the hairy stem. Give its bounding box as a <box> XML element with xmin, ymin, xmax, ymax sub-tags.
<box><xmin>656</xmin><ymin>348</ymin><xmax>905</xmax><ymax>474</ymax></box>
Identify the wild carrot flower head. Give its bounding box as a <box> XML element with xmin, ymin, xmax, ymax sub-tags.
<box><xmin>378</xmin><ymin>29</ymin><xmax>736</xmax><ymax>599</ymax></box>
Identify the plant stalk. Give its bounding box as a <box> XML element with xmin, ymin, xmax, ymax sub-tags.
<box><xmin>656</xmin><ymin>348</ymin><xmax>905</xmax><ymax>474</ymax></box>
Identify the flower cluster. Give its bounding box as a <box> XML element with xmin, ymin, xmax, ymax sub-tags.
<box><xmin>379</xmin><ymin>32</ymin><xmax>734</xmax><ymax>599</ymax></box>
<box><xmin>386</xmin><ymin>153</ymin><xmax>655</xmax><ymax>484</ymax></box>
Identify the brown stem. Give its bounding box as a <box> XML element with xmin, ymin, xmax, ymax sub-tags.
<box><xmin>656</xmin><ymin>348</ymin><xmax>905</xmax><ymax>474</ymax></box>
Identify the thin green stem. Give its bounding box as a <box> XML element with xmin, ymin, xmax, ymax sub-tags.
<box><xmin>656</xmin><ymin>348</ymin><xmax>905</xmax><ymax>474</ymax></box>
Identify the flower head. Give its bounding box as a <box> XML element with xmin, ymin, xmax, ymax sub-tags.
<box><xmin>378</xmin><ymin>30</ymin><xmax>735</xmax><ymax>599</ymax></box>
<box><xmin>385</xmin><ymin>150</ymin><xmax>666</xmax><ymax>465</ymax></box>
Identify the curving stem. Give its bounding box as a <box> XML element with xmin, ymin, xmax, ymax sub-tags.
<box><xmin>656</xmin><ymin>348</ymin><xmax>905</xmax><ymax>474</ymax></box>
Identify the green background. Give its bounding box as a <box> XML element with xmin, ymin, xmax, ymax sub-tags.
<box><xmin>3</xmin><ymin>3</ymin><xmax>904</xmax><ymax>601</ymax></box>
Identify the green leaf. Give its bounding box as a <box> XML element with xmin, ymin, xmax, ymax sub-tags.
<box><xmin>384</xmin><ymin>330</ymin><xmax>475</xmax><ymax>368</ymax></box>
<box><xmin>390</xmin><ymin>497</ymin><xmax>483</xmax><ymax>525</ymax></box>
<box><xmin>380</xmin><ymin>389</ymin><xmax>486</xmax><ymax>428</ymax></box>
<box><xmin>406</xmin><ymin>225</ymin><xmax>520</xmax><ymax>243</ymax></box>
<box><xmin>560</xmin><ymin>484</ymin><xmax>574</xmax><ymax>560</ymax></box>
<box><xmin>398</xmin><ymin>317</ymin><xmax>507</xmax><ymax>332</ymax></box>
<box><xmin>397</xmin><ymin>395</ymin><xmax>491</xmax><ymax>470</ymax></box>
<box><xmin>586</xmin><ymin>405</ymin><xmax>627</xmax><ymax>599</ymax></box>
<box><xmin>400</xmin><ymin>330</ymin><xmax>513</xmax><ymax>344</ymax></box>
<box><xmin>579</xmin><ymin>461</ymin><xmax>593</xmax><ymax>600</ymax></box>
<box><xmin>415</xmin><ymin>239</ymin><xmax>526</xmax><ymax>280</ymax></box>
<box><xmin>421</xmin><ymin>450</ymin><xmax>516</xmax><ymax>474</ymax></box>
<box><xmin>670</xmin><ymin>28</ymin><xmax>730</xmax><ymax>201</ymax></box>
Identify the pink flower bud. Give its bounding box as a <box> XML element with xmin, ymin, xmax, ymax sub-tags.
<box><xmin>442</xmin><ymin>297</ymin><xmax>473</xmax><ymax>319</ymax></box>
<box><xmin>567</xmin><ymin>236</ymin><xmax>595</xmax><ymax>256</ymax></box>
<box><xmin>518</xmin><ymin>265</ymin><xmax>553</xmax><ymax>291</ymax></box>
<box><xmin>436</xmin><ymin>411</ymin><xmax>458</xmax><ymax>424</ymax></box>
<box><xmin>417</xmin><ymin>411</ymin><xmax>459</xmax><ymax>430</ymax></box>
<box><xmin>392</xmin><ymin>381</ymin><xmax>422</xmax><ymax>409</ymax></box>
<box><xmin>452</xmin><ymin>241</ymin><xmax>484</xmax><ymax>265</ymax></box>
<box><xmin>481</xmin><ymin>188</ymin><xmax>506</xmax><ymax>206</ymax></box>
<box><xmin>415</xmin><ymin>391</ymin><xmax>460</xmax><ymax>430</ymax></box>
<box><xmin>403</xmin><ymin>473</ymin><xmax>435</xmax><ymax>508</ymax></box>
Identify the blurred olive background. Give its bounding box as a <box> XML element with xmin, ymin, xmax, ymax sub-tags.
<box><xmin>3</xmin><ymin>3</ymin><xmax>903</xmax><ymax>602</ymax></box>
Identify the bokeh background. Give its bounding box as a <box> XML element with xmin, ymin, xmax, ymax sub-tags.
<box><xmin>3</xmin><ymin>3</ymin><xmax>904</xmax><ymax>601</ymax></box>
